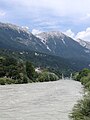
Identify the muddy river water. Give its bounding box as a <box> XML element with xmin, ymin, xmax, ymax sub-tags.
<box><xmin>0</xmin><ymin>80</ymin><xmax>83</xmax><ymax>120</ymax></box>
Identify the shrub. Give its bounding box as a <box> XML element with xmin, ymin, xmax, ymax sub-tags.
<box><xmin>37</xmin><ymin>72</ymin><xmax>59</xmax><ymax>82</ymax></box>
<box><xmin>22</xmin><ymin>75</ymin><xmax>29</xmax><ymax>83</ymax></box>
<box><xmin>0</xmin><ymin>77</ymin><xmax>15</xmax><ymax>85</ymax></box>
<box><xmin>70</xmin><ymin>69</ymin><xmax>90</xmax><ymax>120</ymax></box>
<box><xmin>76</xmin><ymin>69</ymin><xmax>90</xmax><ymax>81</ymax></box>
<box><xmin>0</xmin><ymin>78</ymin><xmax>5</xmax><ymax>85</ymax></box>
<box><xmin>5</xmin><ymin>78</ymin><xmax>15</xmax><ymax>84</ymax></box>
<box><xmin>70</xmin><ymin>94</ymin><xmax>90</xmax><ymax>120</ymax></box>
<box><xmin>85</xmin><ymin>81</ymin><xmax>90</xmax><ymax>90</ymax></box>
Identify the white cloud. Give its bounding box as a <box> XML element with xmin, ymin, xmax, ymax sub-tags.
<box><xmin>64</xmin><ymin>28</ymin><xmax>90</xmax><ymax>42</ymax></box>
<box><xmin>1</xmin><ymin>0</ymin><xmax>90</xmax><ymax>32</ymax></box>
<box><xmin>75</xmin><ymin>28</ymin><xmax>90</xmax><ymax>42</ymax></box>
<box><xmin>32</xmin><ymin>29</ymin><xmax>43</xmax><ymax>35</ymax></box>
<box><xmin>2</xmin><ymin>0</ymin><xmax>90</xmax><ymax>16</ymax></box>
<box><xmin>64</xmin><ymin>29</ymin><xmax>75</xmax><ymax>38</ymax></box>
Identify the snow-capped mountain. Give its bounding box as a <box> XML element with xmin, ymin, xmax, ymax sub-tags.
<box><xmin>0</xmin><ymin>22</ymin><xmax>49</xmax><ymax>52</ymax></box>
<box><xmin>0</xmin><ymin>22</ymin><xmax>90</xmax><ymax>61</ymax></box>
<box><xmin>36</xmin><ymin>31</ymin><xmax>90</xmax><ymax>60</ymax></box>
<box><xmin>77</xmin><ymin>38</ymin><xmax>90</xmax><ymax>50</ymax></box>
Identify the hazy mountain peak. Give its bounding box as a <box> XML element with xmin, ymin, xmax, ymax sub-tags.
<box><xmin>37</xmin><ymin>31</ymin><xmax>65</xmax><ymax>38</ymax></box>
<box><xmin>36</xmin><ymin>31</ymin><xmax>67</xmax><ymax>45</ymax></box>
<box><xmin>0</xmin><ymin>22</ymin><xmax>30</xmax><ymax>34</ymax></box>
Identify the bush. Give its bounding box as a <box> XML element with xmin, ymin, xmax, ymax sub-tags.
<box><xmin>0</xmin><ymin>78</ymin><xmax>5</xmax><ymax>85</ymax></box>
<box><xmin>5</xmin><ymin>78</ymin><xmax>15</xmax><ymax>84</ymax></box>
<box><xmin>70</xmin><ymin>94</ymin><xmax>90</xmax><ymax>120</ymax></box>
<box><xmin>85</xmin><ymin>81</ymin><xmax>90</xmax><ymax>90</ymax></box>
<box><xmin>0</xmin><ymin>77</ymin><xmax>15</xmax><ymax>85</ymax></box>
<box><xmin>37</xmin><ymin>72</ymin><xmax>59</xmax><ymax>82</ymax></box>
<box><xmin>80</xmin><ymin>77</ymin><xmax>90</xmax><ymax>85</ymax></box>
<box><xmin>22</xmin><ymin>75</ymin><xmax>29</xmax><ymax>83</ymax></box>
<box><xmin>70</xmin><ymin>69</ymin><xmax>90</xmax><ymax>120</ymax></box>
<box><xmin>75</xmin><ymin>69</ymin><xmax>90</xmax><ymax>81</ymax></box>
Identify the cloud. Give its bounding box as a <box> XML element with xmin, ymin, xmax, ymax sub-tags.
<box><xmin>64</xmin><ymin>29</ymin><xmax>75</xmax><ymax>38</ymax></box>
<box><xmin>32</xmin><ymin>29</ymin><xmax>43</xmax><ymax>35</ymax></box>
<box><xmin>1</xmin><ymin>0</ymin><xmax>90</xmax><ymax>32</ymax></box>
<box><xmin>4</xmin><ymin>0</ymin><xmax>90</xmax><ymax>16</ymax></box>
<box><xmin>75</xmin><ymin>28</ymin><xmax>90</xmax><ymax>42</ymax></box>
<box><xmin>1</xmin><ymin>0</ymin><xmax>90</xmax><ymax>19</ymax></box>
<box><xmin>64</xmin><ymin>28</ymin><xmax>90</xmax><ymax>42</ymax></box>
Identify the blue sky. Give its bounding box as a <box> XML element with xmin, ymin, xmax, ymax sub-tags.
<box><xmin>0</xmin><ymin>0</ymin><xmax>90</xmax><ymax>41</ymax></box>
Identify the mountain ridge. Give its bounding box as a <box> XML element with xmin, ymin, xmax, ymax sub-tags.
<box><xmin>0</xmin><ymin>22</ymin><xmax>90</xmax><ymax>61</ymax></box>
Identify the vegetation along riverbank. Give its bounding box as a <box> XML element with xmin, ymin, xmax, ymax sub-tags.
<box><xmin>70</xmin><ymin>68</ymin><xmax>90</xmax><ymax>120</ymax></box>
<box><xmin>0</xmin><ymin>55</ymin><xmax>59</xmax><ymax>85</ymax></box>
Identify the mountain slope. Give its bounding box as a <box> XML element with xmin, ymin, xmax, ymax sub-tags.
<box><xmin>77</xmin><ymin>38</ymin><xmax>90</xmax><ymax>51</ymax></box>
<box><xmin>0</xmin><ymin>22</ymin><xmax>90</xmax><ymax>62</ymax></box>
<box><xmin>0</xmin><ymin>22</ymin><xmax>90</xmax><ymax>73</ymax></box>
<box><xmin>0</xmin><ymin>22</ymin><xmax>49</xmax><ymax>52</ymax></box>
<box><xmin>1</xmin><ymin>49</ymin><xmax>90</xmax><ymax>76</ymax></box>
<box><xmin>36</xmin><ymin>31</ymin><xmax>90</xmax><ymax>60</ymax></box>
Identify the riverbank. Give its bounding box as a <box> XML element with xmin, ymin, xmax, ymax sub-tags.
<box><xmin>70</xmin><ymin>69</ymin><xmax>90</xmax><ymax>120</ymax></box>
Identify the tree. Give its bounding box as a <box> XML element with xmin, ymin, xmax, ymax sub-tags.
<box><xmin>26</xmin><ymin>61</ymin><xmax>35</xmax><ymax>80</ymax></box>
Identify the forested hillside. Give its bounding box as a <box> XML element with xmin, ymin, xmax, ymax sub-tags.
<box><xmin>0</xmin><ymin>49</ymin><xmax>60</xmax><ymax>85</ymax></box>
<box><xmin>1</xmin><ymin>49</ymin><xmax>90</xmax><ymax>77</ymax></box>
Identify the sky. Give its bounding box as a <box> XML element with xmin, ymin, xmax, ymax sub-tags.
<box><xmin>0</xmin><ymin>0</ymin><xmax>90</xmax><ymax>41</ymax></box>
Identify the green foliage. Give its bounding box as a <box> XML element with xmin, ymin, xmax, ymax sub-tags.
<box><xmin>70</xmin><ymin>68</ymin><xmax>90</xmax><ymax>120</ymax></box>
<box><xmin>76</xmin><ymin>68</ymin><xmax>90</xmax><ymax>81</ymax></box>
<box><xmin>70</xmin><ymin>94</ymin><xmax>90</xmax><ymax>120</ymax></box>
<box><xmin>0</xmin><ymin>78</ymin><xmax>15</xmax><ymax>85</ymax></box>
<box><xmin>0</xmin><ymin>53</ymin><xmax>60</xmax><ymax>85</ymax></box>
<box><xmin>0</xmin><ymin>55</ymin><xmax>37</xmax><ymax>84</ymax></box>
<box><xmin>26</xmin><ymin>61</ymin><xmax>35</xmax><ymax>80</ymax></box>
<box><xmin>0</xmin><ymin>49</ymin><xmax>81</xmax><ymax>77</ymax></box>
<box><xmin>74</xmin><ymin>69</ymin><xmax>90</xmax><ymax>90</ymax></box>
<box><xmin>0</xmin><ymin>78</ymin><xmax>5</xmax><ymax>85</ymax></box>
<box><xmin>85</xmin><ymin>81</ymin><xmax>90</xmax><ymax>91</ymax></box>
<box><xmin>37</xmin><ymin>72</ymin><xmax>59</xmax><ymax>82</ymax></box>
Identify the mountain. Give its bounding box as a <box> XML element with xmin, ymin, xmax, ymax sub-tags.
<box><xmin>0</xmin><ymin>22</ymin><xmax>49</xmax><ymax>53</ymax></box>
<box><xmin>77</xmin><ymin>38</ymin><xmax>90</xmax><ymax>51</ymax></box>
<box><xmin>36</xmin><ymin>31</ymin><xmax>90</xmax><ymax>60</ymax></box>
<box><xmin>0</xmin><ymin>22</ymin><xmax>90</xmax><ymax>61</ymax></box>
<box><xmin>0</xmin><ymin>22</ymin><xmax>90</xmax><ymax>73</ymax></box>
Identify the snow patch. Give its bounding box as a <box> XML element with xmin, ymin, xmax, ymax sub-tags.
<box><xmin>46</xmin><ymin>45</ymin><xmax>51</xmax><ymax>51</ymax></box>
<box><xmin>61</xmin><ymin>38</ymin><xmax>66</xmax><ymax>44</ymax></box>
<box><xmin>35</xmin><ymin>52</ymin><xmax>39</xmax><ymax>56</ymax></box>
<box><xmin>54</xmin><ymin>40</ymin><xmax>56</xmax><ymax>45</ymax></box>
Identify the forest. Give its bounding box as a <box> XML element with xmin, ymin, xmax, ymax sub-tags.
<box><xmin>0</xmin><ymin>51</ymin><xmax>59</xmax><ymax>85</ymax></box>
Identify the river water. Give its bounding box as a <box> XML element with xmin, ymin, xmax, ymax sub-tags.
<box><xmin>0</xmin><ymin>80</ymin><xmax>83</xmax><ymax>120</ymax></box>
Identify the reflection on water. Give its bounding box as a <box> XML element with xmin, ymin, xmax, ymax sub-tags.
<box><xmin>0</xmin><ymin>80</ymin><xmax>83</xmax><ymax>120</ymax></box>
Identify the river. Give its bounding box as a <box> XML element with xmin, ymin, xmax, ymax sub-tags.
<box><xmin>0</xmin><ymin>80</ymin><xmax>83</xmax><ymax>120</ymax></box>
